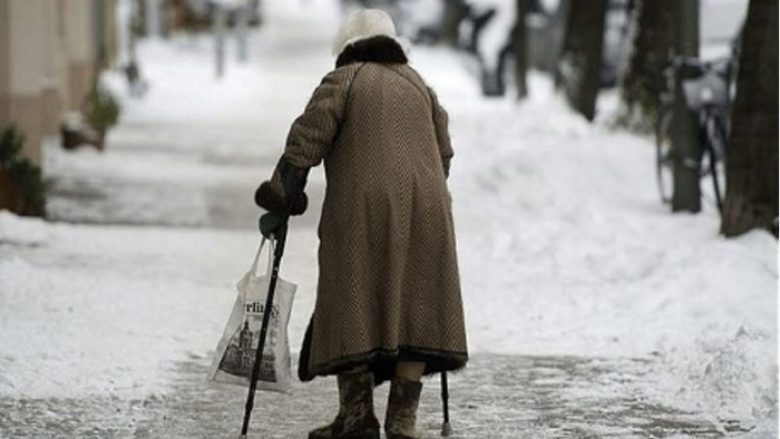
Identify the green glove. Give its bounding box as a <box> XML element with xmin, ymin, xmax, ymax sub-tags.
<box><xmin>259</xmin><ymin>211</ymin><xmax>287</xmax><ymax>239</ymax></box>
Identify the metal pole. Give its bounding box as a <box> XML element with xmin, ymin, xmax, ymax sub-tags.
<box><xmin>236</xmin><ymin>5</ymin><xmax>249</xmax><ymax>63</ymax></box>
<box><xmin>514</xmin><ymin>0</ymin><xmax>530</xmax><ymax>99</ymax></box>
<box><xmin>670</xmin><ymin>0</ymin><xmax>701</xmax><ymax>212</ymax></box>
<box><xmin>239</xmin><ymin>223</ymin><xmax>289</xmax><ymax>438</ymax></box>
<box><xmin>145</xmin><ymin>0</ymin><xmax>161</xmax><ymax>37</ymax></box>
<box><xmin>214</xmin><ymin>5</ymin><xmax>226</xmax><ymax>78</ymax></box>
<box><xmin>441</xmin><ymin>372</ymin><xmax>452</xmax><ymax>436</ymax></box>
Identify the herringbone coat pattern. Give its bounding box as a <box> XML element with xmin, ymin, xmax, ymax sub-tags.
<box><xmin>278</xmin><ymin>38</ymin><xmax>467</xmax><ymax>383</ymax></box>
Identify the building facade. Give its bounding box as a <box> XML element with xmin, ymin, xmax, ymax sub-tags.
<box><xmin>0</xmin><ymin>0</ymin><xmax>117</xmax><ymax>214</ymax></box>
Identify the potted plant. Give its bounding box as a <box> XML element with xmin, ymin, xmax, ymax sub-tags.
<box><xmin>83</xmin><ymin>81</ymin><xmax>121</xmax><ymax>150</ymax></box>
<box><xmin>62</xmin><ymin>81</ymin><xmax>121</xmax><ymax>151</ymax></box>
<box><xmin>0</xmin><ymin>126</ymin><xmax>46</xmax><ymax>216</ymax></box>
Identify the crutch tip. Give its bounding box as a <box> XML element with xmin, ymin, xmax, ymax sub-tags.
<box><xmin>238</xmin><ymin>435</ymin><xmax>248</xmax><ymax>439</ymax></box>
<box><xmin>441</xmin><ymin>421</ymin><xmax>452</xmax><ymax>436</ymax></box>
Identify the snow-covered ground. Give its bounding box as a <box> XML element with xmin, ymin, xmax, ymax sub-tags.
<box><xmin>0</xmin><ymin>0</ymin><xmax>776</xmax><ymax>437</ymax></box>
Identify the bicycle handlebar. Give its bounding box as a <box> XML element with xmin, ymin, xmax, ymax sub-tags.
<box><xmin>674</xmin><ymin>55</ymin><xmax>730</xmax><ymax>72</ymax></box>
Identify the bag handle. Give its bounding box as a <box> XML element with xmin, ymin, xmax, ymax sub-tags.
<box><xmin>249</xmin><ymin>237</ymin><xmax>276</xmax><ymax>278</ymax></box>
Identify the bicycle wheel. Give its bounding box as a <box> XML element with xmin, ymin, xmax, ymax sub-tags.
<box><xmin>655</xmin><ymin>106</ymin><xmax>674</xmax><ymax>204</ymax></box>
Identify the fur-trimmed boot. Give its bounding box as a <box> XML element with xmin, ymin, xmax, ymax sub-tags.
<box><xmin>308</xmin><ymin>369</ymin><xmax>380</xmax><ymax>439</ymax></box>
<box><xmin>385</xmin><ymin>377</ymin><xmax>423</xmax><ymax>439</ymax></box>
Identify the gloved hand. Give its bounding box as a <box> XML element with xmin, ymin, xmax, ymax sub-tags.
<box><xmin>254</xmin><ymin>158</ymin><xmax>310</xmax><ymax>216</ymax></box>
<box><xmin>255</xmin><ymin>157</ymin><xmax>310</xmax><ymax>238</ymax></box>
<box><xmin>255</xmin><ymin>180</ymin><xmax>308</xmax><ymax>215</ymax></box>
<box><xmin>259</xmin><ymin>210</ymin><xmax>287</xmax><ymax>239</ymax></box>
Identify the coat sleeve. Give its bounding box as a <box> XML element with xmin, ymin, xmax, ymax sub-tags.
<box><xmin>281</xmin><ymin>65</ymin><xmax>361</xmax><ymax>168</ymax></box>
<box><xmin>428</xmin><ymin>87</ymin><xmax>454</xmax><ymax>178</ymax></box>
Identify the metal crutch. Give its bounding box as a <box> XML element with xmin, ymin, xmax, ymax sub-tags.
<box><xmin>238</xmin><ymin>218</ymin><xmax>290</xmax><ymax>439</ymax></box>
<box><xmin>441</xmin><ymin>371</ymin><xmax>452</xmax><ymax>436</ymax></box>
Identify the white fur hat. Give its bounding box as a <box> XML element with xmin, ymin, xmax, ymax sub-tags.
<box><xmin>332</xmin><ymin>9</ymin><xmax>409</xmax><ymax>57</ymax></box>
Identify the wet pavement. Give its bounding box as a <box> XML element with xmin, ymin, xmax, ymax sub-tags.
<box><xmin>0</xmin><ymin>354</ymin><xmax>740</xmax><ymax>439</ymax></box>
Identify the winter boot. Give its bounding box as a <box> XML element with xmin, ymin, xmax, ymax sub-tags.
<box><xmin>308</xmin><ymin>369</ymin><xmax>380</xmax><ymax>439</ymax></box>
<box><xmin>385</xmin><ymin>377</ymin><xmax>423</xmax><ymax>439</ymax></box>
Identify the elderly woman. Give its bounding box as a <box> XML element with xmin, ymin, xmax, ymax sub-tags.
<box><xmin>255</xmin><ymin>9</ymin><xmax>468</xmax><ymax>439</ymax></box>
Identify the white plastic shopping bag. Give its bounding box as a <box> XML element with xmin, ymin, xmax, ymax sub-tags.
<box><xmin>208</xmin><ymin>238</ymin><xmax>296</xmax><ymax>393</ymax></box>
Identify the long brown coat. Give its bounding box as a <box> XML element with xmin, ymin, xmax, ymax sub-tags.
<box><xmin>279</xmin><ymin>37</ymin><xmax>467</xmax><ymax>383</ymax></box>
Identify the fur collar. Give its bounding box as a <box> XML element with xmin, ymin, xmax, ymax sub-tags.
<box><xmin>335</xmin><ymin>36</ymin><xmax>408</xmax><ymax>68</ymax></box>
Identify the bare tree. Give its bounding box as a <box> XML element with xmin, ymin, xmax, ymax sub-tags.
<box><xmin>721</xmin><ymin>0</ymin><xmax>778</xmax><ymax>236</ymax></box>
<box><xmin>620</xmin><ymin>0</ymin><xmax>674</xmax><ymax>130</ymax></box>
<box><xmin>556</xmin><ymin>0</ymin><xmax>607</xmax><ymax>121</ymax></box>
<box><xmin>441</xmin><ymin>0</ymin><xmax>467</xmax><ymax>47</ymax></box>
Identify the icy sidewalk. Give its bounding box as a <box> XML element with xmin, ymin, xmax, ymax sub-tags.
<box><xmin>0</xmin><ymin>354</ymin><xmax>733</xmax><ymax>439</ymax></box>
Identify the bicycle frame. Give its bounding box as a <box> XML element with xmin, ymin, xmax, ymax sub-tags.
<box><xmin>654</xmin><ymin>53</ymin><xmax>735</xmax><ymax>212</ymax></box>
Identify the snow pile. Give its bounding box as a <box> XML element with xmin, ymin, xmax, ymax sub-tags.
<box><xmin>654</xmin><ymin>327</ymin><xmax>777</xmax><ymax>437</ymax></box>
<box><xmin>0</xmin><ymin>210</ymin><xmax>49</xmax><ymax>246</ymax></box>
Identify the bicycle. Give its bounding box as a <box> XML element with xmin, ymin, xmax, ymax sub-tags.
<box><xmin>655</xmin><ymin>55</ymin><xmax>736</xmax><ymax>214</ymax></box>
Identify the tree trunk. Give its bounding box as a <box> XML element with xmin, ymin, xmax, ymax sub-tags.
<box><xmin>441</xmin><ymin>0</ymin><xmax>466</xmax><ymax>47</ymax></box>
<box><xmin>670</xmin><ymin>0</ymin><xmax>701</xmax><ymax>212</ymax></box>
<box><xmin>556</xmin><ymin>0</ymin><xmax>607</xmax><ymax>121</ymax></box>
<box><xmin>620</xmin><ymin>0</ymin><xmax>675</xmax><ymax>130</ymax></box>
<box><xmin>513</xmin><ymin>0</ymin><xmax>530</xmax><ymax>98</ymax></box>
<box><xmin>721</xmin><ymin>0</ymin><xmax>778</xmax><ymax>237</ymax></box>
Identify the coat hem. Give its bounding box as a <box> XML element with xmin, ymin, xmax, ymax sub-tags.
<box><xmin>300</xmin><ymin>343</ymin><xmax>468</xmax><ymax>386</ymax></box>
